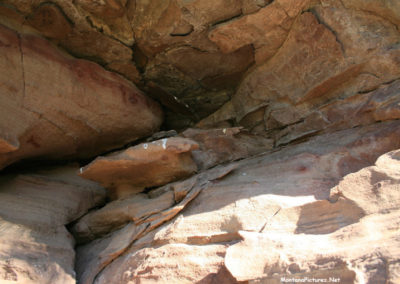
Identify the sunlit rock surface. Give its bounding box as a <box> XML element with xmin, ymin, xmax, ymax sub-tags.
<box><xmin>0</xmin><ymin>0</ymin><xmax>399</xmax><ymax>283</ymax></box>
<box><xmin>77</xmin><ymin>122</ymin><xmax>400</xmax><ymax>283</ymax></box>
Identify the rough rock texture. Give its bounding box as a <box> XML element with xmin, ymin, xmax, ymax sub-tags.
<box><xmin>0</xmin><ymin>23</ymin><xmax>162</xmax><ymax>170</ymax></box>
<box><xmin>0</xmin><ymin>165</ymin><xmax>106</xmax><ymax>284</ymax></box>
<box><xmin>200</xmin><ymin>3</ymin><xmax>400</xmax><ymax>141</ymax></box>
<box><xmin>74</xmin><ymin>121</ymin><xmax>400</xmax><ymax>283</ymax></box>
<box><xmin>79</xmin><ymin>137</ymin><xmax>199</xmax><ymax>199</ymax></box>
<box><xmin>181</xmin><ymin>127</ymin><xmax>273</xmax><ymax>170</ymax></box>
<box><xmin>74</xmin><ymin>164</ymin><xmax>237</xmax><ymax>284</ymax></box>
<box><xmin>225</xmin><ymin>150</ymin><xmax>400</xmax><ymax>283</ymax></box>
<box><xmin>0</xmin><ymin>0</ymin><xmax>400</xmax><ymax>283</ymax></box>
<box><xmin>1</xmin><ymin>0</ymin><xmax>398</xmax><ymax>131</ymax></box>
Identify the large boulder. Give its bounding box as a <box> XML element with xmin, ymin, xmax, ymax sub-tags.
<box><xmin>78</xmin><ymin>137</ymin><xmax>199</xmax><ymax>199</ymax></box>
<box><xmin>0</xmin><ymin>24</ymin><xmax>162</xmax><ymax>170</ymax></box>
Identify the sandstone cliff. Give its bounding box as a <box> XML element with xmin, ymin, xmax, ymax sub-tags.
<box><xmin>0</xmin><ymin>0</ymin><xmax>399</xmax><ymax>283</ymax></box>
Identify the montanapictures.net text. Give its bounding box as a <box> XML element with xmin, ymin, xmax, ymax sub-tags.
<box><xmin>281</xmin><ymin>277</ymin><xmax>341</xmax><ymax>283</ymax></box>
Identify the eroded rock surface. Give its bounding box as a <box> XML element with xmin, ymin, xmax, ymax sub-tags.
<box><xmin>79</xmin><ymin>137</ymin><xmax>199</xmax><ymax>199</ymax></box>
<box><xmin>0</xmin><ymin>24</ymin><xmax>162</xmax><ymax>170</ymax></box>
<box><xmin>74</xmin><ymin>121</ymin><xmax>400</xmax><ymax>283</ymax></box>
<box><xmin>1</xmin><ymin>0</ymin><xmax>398</xmax><ymax>131</ymax></box>
<box><xmin>0</xmin><ymin>165</ymin><xmax>106</xmax><ymax>284</ymax></box>
<box><xmin>182</xmin><ymin>127</ymin><xmax>273</xmax><ymax>170</ymax></box>
<box><xmin>74</xmin><ymin>163</ymin><xmax>237</xmax><ymax>284</ymax></box>
<box><xmin>199</xmin><ymin>2</ymin><xmax>400</xmax><ymax>140</ymax></box>
<box><xmin>225</xmin><ymin>150</ymin><xmax>400</xmax><ymax>283</ymax></box>
<box><xmin>0</xmin><ymin>0</ymin><xmax>399</xmax><ymax>283</ymax></box>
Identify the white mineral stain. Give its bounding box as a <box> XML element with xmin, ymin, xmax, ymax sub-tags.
<box><xmin>79</xmin><ymin>167</ymin><xmax>83</xmax><ymax>174</ymax></box>
<box><xmin>223</xmin><ymin>128</ymin><xmax>227</xmax><ymax>134</ymax></box>
<box><xmin>162</xmin><ymin>138</ymin><xmax>168</xmax><ymax>149</ymax></box>
<box><xmin>143</xmin><ymin>143</ymin><xmax>148</xmax><ymax>149</ymax></box>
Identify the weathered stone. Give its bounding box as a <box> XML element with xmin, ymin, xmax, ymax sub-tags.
<box><xmin>1</xmin><ymin>1</ymin><xmax>134</xmax><ymax>64</ymax></box>
<box><xmin>73</xmin><ymin>0</ymin><xmax>134</xmax><ymax>46</ymax></box>
<box><xmin>1</xmin><ymin>1</ymin><xmax>400</xmax><ymax>283</ymax></box>
<box><xmin>342</xmin><ymin>0</ymin><xmax>400</xmax><ymax>32</ymax></box>
<box><xmin>182</xmin><ymin>127</ymin><xmax>273</xmax><ymax>170</ymax></box>
<box><xmin>1</xmin><ymin>0</ymin><xmax>399</xmax><ymax>130</ymax></box>
<box><xmin>201</xmin><ymin>4</ymin><xmax>400</xmax><ymax>142</ymax></box>
<box><xmin>95</xmin><ymin>244</ymin><xmax>229</xmax><ymax>284</ymax></box>
<box><xmin>26</xmin><ymin>3</ymin><xmax>73</xmax><ymax>41</ymax></box>
<box><xmin>225</xmin><ymin>150</ymin><xmax>400</xmax><ymax>283</ymax></box>
<box><xmin>75</xmin><ymin>222</ymin><xmax>147</xmax><ymax>284</ymax></box>
<box><xmin>0</xmin><ymin>24</ymin><xmax>162</xmax><ymax>170</ymax></box>
<box><xmin>275</xmin><ymin>80</ymin><xmax>400</xmax><ymax>145</ymax></box>
<box><xmin>208</xmin><ymin>0</ymin><xmax>310</xmax><ymax>57</ymax></box>
<box><xmin>90</xmin><ymin>121</ymin><xmax>400</xmax><ymax>283</ymax></box>
<box><xmin>74</xmin><ymin>163</ymin><xmax>238</xmax><ymax>283</ymax></box>
<box><xmin>79</xmin><ymin>137</ymin><xmax>199</xmax><ymax>199</ymax></box>
<box><xmin>0</xmin><ymin>220</ymin><xmax>76</xmax><ymax>284</ymax></box>
<box><xmin>72</xmin><ymin>191</ymin><xmax>175</xmax><ymax>243</ymax></box>
<box><xmin>0</xmin><ymin>165</ymin><xmax>105</xmax><ymax>284</ymax></box>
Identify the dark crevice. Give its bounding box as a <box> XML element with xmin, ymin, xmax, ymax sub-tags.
<box><xmin>86</xmin><ymin>16</ymin><xmax>103</xmax><ymax>33</ymax></box>
<box><xmin>84</xmin><ymin>15</ymin><xmax>133</xmax><ymax>48</ymax></box>
<box><xmin>259</xmin><ymin>207</ymin><xmax>281</xmax><ymax>232</ymax></box>
<box><xmin>132</xmin><ymin>44</ymin><xmax>148</xmax><ymax>73</ymax></box>
<box><xmin>259</xmin><ymin>0</ymin><xmax>275</xmax><ymax>8</ymax></box>
<box><xmin>144</xmin><ymin>81</ymin><xmax>195</xmax><ymax>117</ymax></box>
<box><xmin>210</xmin><ymin>12</ymin><xmax>243</xmax><ymax>28</ymax></box>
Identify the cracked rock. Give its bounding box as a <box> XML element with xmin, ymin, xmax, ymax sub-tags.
<box><xmin>79</xmin><ymin>137</ymin><xmax>199</xmax><ymax>199</ymax></box>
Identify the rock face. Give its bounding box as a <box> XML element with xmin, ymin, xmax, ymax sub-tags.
<box><xmin>1</xmin><ymin>0</ymin><xmax>398</xmax><ymax>130</ymax></box>
<box><xmin>200</xmin><ymin>3</ymin><xmax>400</xmax><ymax>142</ymax></box>
<box><xmin>225</xmin><ymin>150</ymin><xmax>400</xmax><ymax>283</ymax></box>
<box><xmin>0</xmin><ymin>0</ymin><xmax>400</xmax><ymax>283</ymax></box>
<box><xmin>0</xmin><ymin>165</ymin><xmax>106</xmax><ymax>284</ymax></box>
<box><xmin>181</xmin><ymin>127</ymin><xmax>273</xmax><ymax>170</ymax></box>
<box><xmin>0</xmin><ymin>24</ymin><xmax>162</xmax><ymax>170</ymax></box>
<box><xmin>79</xmin><ymin>137</ymin><xmax>199</xmax><ymax>199</ymax></box>
<box><xmin>73</xmin><ymin>121</ymin><xmax>400</xmax><ymax>283</ymax></box>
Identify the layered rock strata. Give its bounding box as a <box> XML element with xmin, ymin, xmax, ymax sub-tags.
<box><xmin>0</xmin><ymin>0</ymin><xmax>399</xmax><ymax>283</ymax></box>
<box><xmin>0</xmin><ymin>166</ymin><xmax>105</xmax><ymax>284</ymax></box>
<box><xmin>0</xmin><ymin>24</ymin><xmax>162</xmax><ymax>170</ymax></box>
<box><xmin>74</xmin><ymin>121</ymin><xmax>400</xmax><ymax>283</ymax></box>
<box><xmin>1</xmin><ymin>0</ymin><xmax>398</xmax><ymax>130</ymax></box>
<box><xmin>78</xmin><ymin>137</ymin><xmax>199</xmax><ymax>199</ymax></box>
